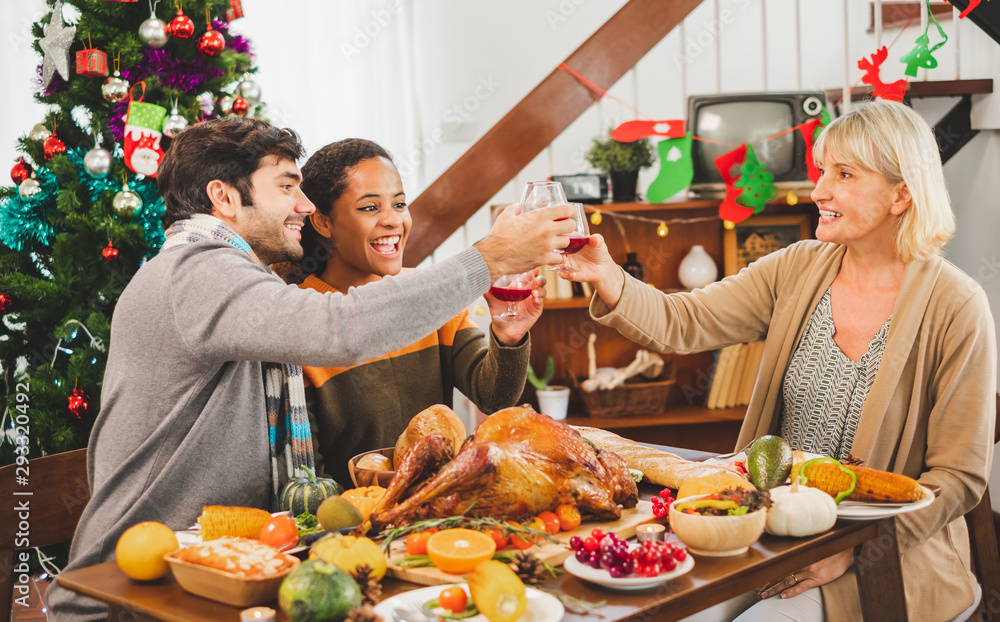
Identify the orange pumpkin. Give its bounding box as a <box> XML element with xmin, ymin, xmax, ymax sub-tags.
<box><xmin>340</xmin><ymin>486</ymin><xmax>387</xmax><ymax>520</ymax></box>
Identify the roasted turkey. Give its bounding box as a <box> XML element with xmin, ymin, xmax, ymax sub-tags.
<box><xmin>368</xmin><ymin>405</ymin><xmax>638</xmax><ymax>530</ymax></box>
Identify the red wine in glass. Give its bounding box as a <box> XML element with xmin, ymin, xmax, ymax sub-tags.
<box><xmin>558</xmin><ymin>234</ymin><xmax>590</xmax><ymax>255</ymax></box>
<box><xmin>489</xmin><ymin>286</ymin><xmax>533</xmax><ymax>302</ymax></box>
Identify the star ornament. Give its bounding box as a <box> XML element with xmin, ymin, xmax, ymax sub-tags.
<box><xmin>39</xmin><ymin>1</ymin><xmax>77</xmax><ymax>88</ymax></box>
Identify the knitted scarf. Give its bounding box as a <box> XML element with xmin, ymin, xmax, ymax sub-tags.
<box><xmin>162</xmin><ymin>214</ymin><xmax>315</xmax><ymax>508</ymax></box>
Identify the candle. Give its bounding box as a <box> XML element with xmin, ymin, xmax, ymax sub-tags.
<box><xmin>635</xmin><ymin>523</ymin><xmax>666</xmax><ymax>543</ymax></box>
<box><xmin>240</xmin><ymin>607</ymin><xmax>276</xmax><ymax>622</ymax></box>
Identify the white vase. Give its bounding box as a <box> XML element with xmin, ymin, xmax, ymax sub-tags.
<box><xmin>536</xmin><ymin>386</ymin><xmax>571</xmax><ymax>420</ymax></box>
<box><xmin>679</xmin><ymin>245</ymin><xmax>718</xmax><ymax>289</ymax></box>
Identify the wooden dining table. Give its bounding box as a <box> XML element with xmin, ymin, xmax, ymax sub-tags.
<box><xmin>55</xmin><ymin>446</ymin><xmax>909</xmax><ymax>622</ymax></box>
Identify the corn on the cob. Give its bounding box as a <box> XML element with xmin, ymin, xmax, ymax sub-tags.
<box><xmin>794</xmin><ymin>458</ymin><xmax>924</xmax><ymax>503</ymax></box>
<box><xmin>197</xmin><ymin>505</ymin><xmax>271</xmax><ymax>541</ymax></box>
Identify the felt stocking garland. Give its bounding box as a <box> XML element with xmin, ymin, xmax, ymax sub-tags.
<box><xmin>800</xmin><ymin>117</ymin><xmax>826</xmax><ymax>183</ymax></box>
<box><xmin>611</xmin><ymin>119</ymin><xmax>685</xmax><ymax>143</ymax></box>
<box><xmin>858</xmin><ymin>47</ymin><xmax>907</xmax><ymax>102</ymax></box>
<box><xmin>715</xmin><ymin>144</ymin><xmax>753</xmax><ymax>224</ymax></box>
<box><xmin>647</xmin><ymin>133</ymin><xmax>693</xmax><ymax>203</ymax></box>
<box><xmin>734</xmin><ymin>145</ymin><xmax>776</xmax><ymax>214</ymax></box>
<box><xmin>123</xmin><ymin>82</ymin><xmax>167</xmax><ymax>177</ymax></box>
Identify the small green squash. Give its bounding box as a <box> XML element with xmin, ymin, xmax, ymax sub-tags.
<box><xmin>279</xmin><ymin>466</ymin><xmax>344</xmax><ymax>515</ymax></box>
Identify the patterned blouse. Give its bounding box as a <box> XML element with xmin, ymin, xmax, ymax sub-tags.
<box><xmin>778</xmin><ymin>287</ymin><xmax>892</xmax><ymax>459</ymax></box>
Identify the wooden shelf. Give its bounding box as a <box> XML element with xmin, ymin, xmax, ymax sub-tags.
<box><xmin>825</xmin><ymin>79</ymin><xmax>993</xmax><ymax>103</ymax></box>
<box><xmin>545</xmin><ymin>297</ymin><xmax>591</xmax><ymax>310</ymax></box>
<box><xmin>581</xmin><ymin>197</ymin><xmax>816</xmax><ymax>214</ymax></box>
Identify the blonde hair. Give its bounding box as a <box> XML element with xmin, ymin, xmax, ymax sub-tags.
<box><xmin>813</xmin><ymin>99</ymin><xmax>955</xmax><ymax>262</ymax></box>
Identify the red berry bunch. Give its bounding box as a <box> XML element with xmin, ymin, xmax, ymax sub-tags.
<box><xmin>567</xmin><ymin>528</ymin><xmax>687</xmax><ymax>579</ymax></box>
<box><xmin>651</xmin><ymin>488</ymin><xmax>675</xmax><ymax>519</ymax></box>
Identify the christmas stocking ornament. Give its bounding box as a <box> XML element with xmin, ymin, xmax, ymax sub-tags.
<box><xmin>715</xmin><ymin>144</ymin><xmax>753</xmax><ymax>224</ymax></box>
<box><xmin>611</xmin><ymin>119</ymin><xmax>685</xmax><ymax>143</ymax></box>
<box><xmin>647</xmin><ymin>133</ymin><xmax>693</xmax><ymax>203</ymax></box>
<box><xmin>123</xmin><ymin>83</ymin><xmax>167</xmax><ymax>177</ymax></box>
<box><xmin>800</xmin><ymin>117</ymin><xmax>825</xmax><ymax>183</ymax></box>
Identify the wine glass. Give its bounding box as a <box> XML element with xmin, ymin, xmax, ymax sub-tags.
<box><xmin>519</xmin><ymin>180</ymin><xmax>568</xmax><ymax>213</ymax></box>
<box><xmin>557</xmin><ymin>202</ymin><xmax>591</xmax><ymax>256</ymax></box>
<box><xmin>489</xmin><ymin>271</ymin><xmax>535</xmax><ymax>322</ymax></box>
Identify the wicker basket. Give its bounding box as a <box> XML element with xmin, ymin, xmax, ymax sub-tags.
<box><xmin>575</xmin><ymin>368</ymin><xmax>676</xmax><ymax>419</ymax></box>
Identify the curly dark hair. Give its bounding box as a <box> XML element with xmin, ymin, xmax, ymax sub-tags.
<box><xmin>157</xmin><ymin>117</ymin><xmax>305</xmax><ymax>228</ymax></box>
<box><xmin>297</xmin><ymin>138</ymin><xmax>394</xmax><ymax>277</ymax></box>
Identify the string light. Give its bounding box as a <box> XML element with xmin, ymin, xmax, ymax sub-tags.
<box><xmin>580</xmin><ymin>205</ymin><xmax>720</xmax><ymax>235</ymax></box>
<box><xmin>590</xmin><ymin>210</ymin><xmax>603</xmax><ymax>226</ymax></box>
<box><xmin>786</xmin><ymin>191</ymin><xmax>799</xmax><ymax>205</ymax></box>
<box><xmin>657</xmin><ymin>222</ymin><xmax>669</xmax><ymax>237</ymax></box>
<box><xmin>723</xmin><ymin>220</ymin><xmax>736</xmax><ymax>230</ymax></box>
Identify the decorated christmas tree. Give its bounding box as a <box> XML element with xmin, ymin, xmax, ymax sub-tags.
<box><xmin>0</xmin><ymin>0</ymin><xmax>263</xmax><ymax>465</ymax></box>
<box><xmin>733</xmin><ymin>144</ymin><xmax>777</xmax><ymax>215</ymax></box>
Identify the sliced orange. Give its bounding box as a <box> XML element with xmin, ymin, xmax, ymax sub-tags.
<box><xmin>426</xmin><ymin>528</ymin><xmax>497</xmax><ymax>574</ymax></box>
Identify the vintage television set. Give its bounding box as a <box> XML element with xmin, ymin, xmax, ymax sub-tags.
<box><xmin>686</xmin><ymin>91</ymin><xmax>827</xmax><ymax>197</ymax></box>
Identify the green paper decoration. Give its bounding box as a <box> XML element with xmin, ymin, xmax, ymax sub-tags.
<box><xmin>900</xmin><ymin>0</ymin><xmax>948</xmax><ymax>78</ymax></box>
<box><xmin>647</xmin><ymin>133</ymin><xmax>693</xmax><ymax>203</ymax></box>
<box><xmin>734</xmin><ymin>145</ymin><xmax>776</xmax><ymax>214</ymax></box>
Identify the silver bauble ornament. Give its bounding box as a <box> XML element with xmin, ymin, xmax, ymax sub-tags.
<box><xmin>84</xmin><ymin>147</ymin><xmax>112</xmax><ymax>178</ymax></box>
<box><xmin>29</xmin><ymin>123</ymin><xmax>52</xmax><ymax>141</ymax></box>
<box><xmin>138</xmin><ymin>16</ymin><xmax>169</xmax><ymax>49</ymax></box>
<box><xmin>102</xmin><ymin>71</ymin><xmax>130</xmax><ymax>103</ymax></box>
<box><xmin>236</xmin><ymin>78</ymin><xmax>262</xmax><ymax>105</ymax></box>
<box><xmin>113</xmin><ymin>183</ymin><xmax>143</xmax><ymax>214</ymax></box>
<box><xmin>217</xmin><ymin>95</ymin><xmax>234</xmax><ymax>115</ymax></box>
<box><xmin>18</xmin><ymin>178</ymin><xmax>41</xmax><ymax>200</ymax></box>
<box><xmin>162</xmin><ymin>110</ymin><xmax>188</xmax><ymax>138</ymax></box>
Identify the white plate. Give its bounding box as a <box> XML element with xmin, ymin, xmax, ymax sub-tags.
<box><xmin>563</xmin><ymin>547</ymin><xmax>695</xmax><ymax>591</ymax></box>
<box><xmin>373</xmin><ymin>584</ymin><xmax>564</xmax><ymax>622</ymax></box>
<box><xmin>836</xmin><ymin>485</ymin><xmax>936</xmax><ymax>520</ymax></box>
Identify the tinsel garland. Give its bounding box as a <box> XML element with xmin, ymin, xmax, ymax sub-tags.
<box><xmin>212</xmin><ymin>20</ymin><xmax>252</xmax><ymax>55</ymax></box>
<box><xmin>0</xmin><ymin>149</ymin><xmax>165</xmax><ymax>253</ymax></box>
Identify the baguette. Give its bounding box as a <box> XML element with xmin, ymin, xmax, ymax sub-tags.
<box><xmin>573</xmin><ymin>426</ymin><xmax>743</xmax><ymax>489</ymax></box>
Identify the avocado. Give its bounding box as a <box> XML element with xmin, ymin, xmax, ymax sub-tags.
<box><xmin>746</xmin><ymin>435</ymin><xmax>792</xmax><ymax>491</ymax></box>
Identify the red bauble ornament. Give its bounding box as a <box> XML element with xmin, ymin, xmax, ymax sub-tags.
<box><xmin>68</xmin><ymin>388</ymin><xmax>89</xmax><ymax>419</ymax></box>
<box><xmin>0</xmin><ymin>292</ymin><xmax>13</xmax><ymax>314</ymax></box>
<box><xmin>11</xmin><ymin>158</ymin><xmax>31</xmax><ymax>184</ymax></box>
<box><xmin>168</xmin><ymin>9</ymin><xmax>195</xmax><ymax>39</ymax></box>
<box><xmin>197</xmin><ymin>27</ymin><xmax>225</xmax><ymax>57</ymax></box>
<box><xmin>102</xmin><ymin>240</ymin><xmax>119</xmax><ymax>262</ymax></box>
<box><xmin>43</xmin><ymin>134</ymin><xmax>67</xmax><ymax>159</ymax></box>
<box><xmin>232</xmin><ymin>95</ymin><xmax>249</xmax><ymax>116</ymax></box>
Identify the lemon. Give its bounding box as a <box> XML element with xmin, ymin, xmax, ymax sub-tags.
<box><xmin>115</xmin><ymin>521</ymin><xmax>179</xmax><ymax>581</ymax></box>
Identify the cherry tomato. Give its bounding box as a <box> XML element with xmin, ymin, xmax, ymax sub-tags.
<box><xmin>484</xmin><ymin>528</ymin><xmax>509</xmax><ymax>549</ymax></box>
<box><xmin>259</xmin><ymin>514</ymin><xmax>298</xmax><ymax>551</ymax></box>
<box><xmin>536</xmin><ymin>511</ymin><xmax>561</xmax><ymax>535</ymax></box>
<box><xmin>438</xmin><ymin>586</ymin><xmax>468</xmax><ymax>614</ymax></box>
<box><xmin>555</xmin><ymin>504</ymin><xmax>582</xmax><ymax>531</ymax></box>
<box><xmin>507</xmin><ymin>520</ymin><xmax>536</xmax><ymax>550</ymax></box>
<box><xmin>405</xmin><ymin>529</ymin><xmax>438</xmax><ymax>556</ymax></box>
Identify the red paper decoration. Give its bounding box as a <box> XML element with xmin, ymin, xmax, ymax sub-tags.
<box><xmin>959</xmin><ymin>0</ymin><xmax>981</xmax><ymax>18</ymax></box>
<box><xmin>75</xmin><ymin>48</ymin><xmax>109</xmax><ymax>77</ymax></box>
<box><xmin>226</xmin><ymin>0</ymin><xmax>244</xmax><ymax>22</ymax></box>
<box><xmin>714</xmin><ymin>144</ymin><xmax>753</xmax><ymax>224</ymax></box>
<box><xmin>168</xmin><ymin>8</ymin><xmax>195</xmax><ymax>39</ymax></box>
<box><xmin>197</xmin><ymin>26</ymin><xmax>225</xmax><ymax>57</ymax></box>
<box><xmin>858</xmin><ymin>47</ymin><xmax>906</xmax><ymax>102</ymax></box>
<box><xmin>611</xmin><ymin>119</ymin><xmax>686</xmax><ymax>143</ymax></box>
<box><xmin>11</xmin><ymin>158</ymin><xmax>31</xmax><ymax>184</ymax></box>
<box><xmin>102</xmin><ymin>240</ymin><xmax>119</xmax><ymax>262</ymax></box>
<box><xmin>67</xmin><ymin>389</ymin><xmax>89</xmax><ymax>419</ymax></box>
<box><xmin>799</xmin><ymin>118</ymin><xmax>825</xmax><ymax>184</ymax></box>
<box><xmin>43</xmin><ymin>134</ymin><xmax>67</xmax><ymax>159</ymax></box>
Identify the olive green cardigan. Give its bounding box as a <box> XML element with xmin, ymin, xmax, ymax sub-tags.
<box><xmin>591</xmin><ymin>240</ymin><xmax>997</xmax><ymax>622</ymax></box>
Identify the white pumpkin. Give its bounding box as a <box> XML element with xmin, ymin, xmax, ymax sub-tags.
<box><xmin>765</xmin><ymin>482</ymin><xmax>838</xmax><ymax>537</ymax></box>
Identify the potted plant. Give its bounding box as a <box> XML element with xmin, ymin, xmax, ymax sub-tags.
<box><xmin>584</xmin><ymin>132</ymin><xmax>655</xmax><ymax>202</ymax></box>
<box><xmin>528</xmin><ymin>355</ymin><xmax>571</xmax><ymax>420</ymax></box>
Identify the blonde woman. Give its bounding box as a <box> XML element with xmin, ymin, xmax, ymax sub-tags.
<box><xmin>561</xmin><ymin>99</ymin><xmax>996</xmax><ymax>621</ymax></box>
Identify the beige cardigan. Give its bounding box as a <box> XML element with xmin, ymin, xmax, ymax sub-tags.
<box><xmin>591</xmin><ymin>240</ymin><xmax>997</xmax><ymax>621</ymax></box>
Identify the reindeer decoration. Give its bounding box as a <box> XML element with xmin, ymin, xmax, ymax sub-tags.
<box><xmin>858</xmin><ymin>46</ymin><xmax>907</xmax><ymax>102</ymax></box>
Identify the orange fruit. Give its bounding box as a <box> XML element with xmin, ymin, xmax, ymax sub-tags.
<box><xmin>426</xmin><ymin>528</ymin><xmax>497</xmax><ymax>574</ymax></box>
<box><xmin>555</xmin><ymin>504</ymin><xmax>581</xmax><ymax>531</ymax></box>
<box><xmin>506</xmin><ymin>520</ymin><xmax>538</xmax><ymax>550</ymax></box>
<box><xmin>536</xmin><ymin>511</ymin><xmax>560</xmax><ymax>535</ymax></box>
<box><xmin>116</xmin><ymin>521</ymin><xmax>179</xmax><ymax>581</ymax></box>
<box><xmin>484</xmin><ymin>528</ymin><xmax>509</xmax><ymax>550</ymax></box>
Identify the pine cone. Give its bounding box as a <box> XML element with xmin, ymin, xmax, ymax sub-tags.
<box><xmin>351</xmin><ymin>564</ymin><xmax>383</xmax><ymax>605</ymax></box>
<box><xmin>511</xmin><ymin>552</ymin><xmax>550</xmax><ymax>585</ymax></box>
<box><xmin>346</xmin><ymin>603</ymin><xmax>383</xmax><ymax>622</ymax></box>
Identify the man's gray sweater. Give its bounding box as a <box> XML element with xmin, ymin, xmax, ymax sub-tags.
<box><xmin>47</xmin><ymin>239</ymin><xmax>490</xmax><ymax>621</ymax></box>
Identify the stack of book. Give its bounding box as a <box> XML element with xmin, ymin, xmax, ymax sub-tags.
<box><xmin>705</xmin><ymin>341</ymin><xmax>765</xmax><ymax>409</ymax></box>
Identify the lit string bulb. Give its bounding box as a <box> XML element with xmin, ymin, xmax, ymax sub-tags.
<box><xmin>723</xmin><ymin>220</ymin><xmax>736</xmax><ymax>231</ymax></box>
<box><xmin>590</xmin><ymin>210</ymin><xmax>602</xmax><ymax>226</ymax></box>
<box><xmin>786</xmin><ymin>191</ymin><xmax>799</xmax><ymax>205</ymax></box>
<box><xmin>656</xmin><ymin>222</ymin><xmax>669</xmax><ymax>237</ymax></box>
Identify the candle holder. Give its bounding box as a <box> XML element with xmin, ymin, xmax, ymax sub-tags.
<box><xmin>240</xmin><ymin>607</ymin><xmax>276</xmax><ymax>622</ymax></box>
<box><xmin>635</xmin><ymin>523</ymin><xmax>666</xmax><ymax>543</ymax></box>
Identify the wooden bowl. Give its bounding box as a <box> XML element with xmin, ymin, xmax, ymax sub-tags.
<box><xmin>348</xmin><ymin>447</ymin><xmax>396</xmax><ymax>488</ymax></box>
<box><xmin>164</xmin><ymin>549</ymin><xmax>299</xmax><ymax>607</ymax></box>
<box><xmin>668</xmin><ymin>495</ymin><xmax>767</xmax><ymax>557</ymax></box>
